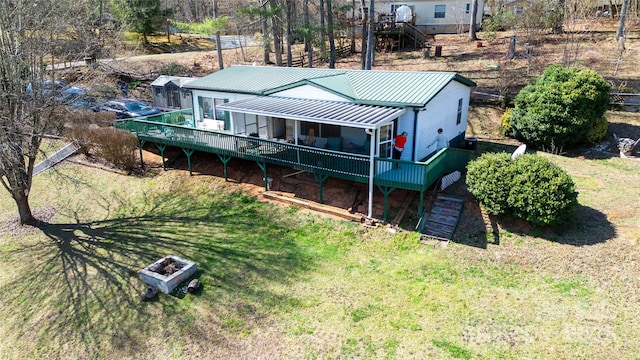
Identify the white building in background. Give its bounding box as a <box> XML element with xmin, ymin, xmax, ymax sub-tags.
<box><xmin>374</xmin><ymin>0</ymin><xmax>485</xmax><ymax>34</ymax></box>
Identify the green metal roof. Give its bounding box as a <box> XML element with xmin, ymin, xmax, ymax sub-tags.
<box><xmin>186</xmin><ymin>66</ymin><xmax>345</xmax><ymax>95</ymax></box>
<box><xmin>185</xmin><ymin>65</ymin><xmax>476</xmax><ymax>107</ymax></box>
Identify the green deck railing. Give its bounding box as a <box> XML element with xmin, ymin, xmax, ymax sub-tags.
<box><xmin>115</xmin><ymin>112</ymin><xmax>471</xmax><ymax>193</ymax></box>
<box><xmin>135</xmin><ymin>108</ymin><xmax>195</xmax><ymax>126</ymax></box>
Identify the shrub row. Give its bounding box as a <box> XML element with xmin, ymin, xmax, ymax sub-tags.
<box><xmin>65</xmin><ymin>125</ymin><xmax>138</xmax><ymax>172</ymax></box>
<box><xmin>466</xmin><ymin>152</ymin><xmax>578</xmax><ymax>226</ymax></box>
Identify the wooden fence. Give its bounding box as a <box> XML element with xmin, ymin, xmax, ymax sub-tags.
<box><xmin>290</xmin><ymin>45</ymin><xmax>352</xmax><ymax>67</ymax></box>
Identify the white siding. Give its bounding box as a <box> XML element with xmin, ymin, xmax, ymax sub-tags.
<box><xmin>395</xmin><ymin>111</ymin><xmax>417</xmax><ymax>161</ymax></box>
<box><xmin>376</xmin><ymin>0</ymin><xmax>484</xmax><ymax>30</ymax></box>
<box><xmin>191</xmin><ymin>90</ymin><xmax>254</xmax><ymax>123</ymax></box>
<box><xmin>415</xmin><ymin>81</ymin><xmax>470</xmax><ymax>160</ymax></box>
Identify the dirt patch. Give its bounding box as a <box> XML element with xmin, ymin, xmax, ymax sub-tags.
<box><xmin>0</xmin><ymin>206</ymin><xmax>57</xmax><ymax>237</ymax></box>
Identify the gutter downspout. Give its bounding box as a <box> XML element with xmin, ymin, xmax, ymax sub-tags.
<box><xmin>412</xmin><ymin>108</ymin><xmax>419</xmax><ymax>161</ymax></box>
<box><xmin>367</xmin><ymin>128</ymin><xmax>376</xmax><ymax>218</ymax></box>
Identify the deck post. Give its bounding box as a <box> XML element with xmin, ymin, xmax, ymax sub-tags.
<box><xmin>138</xmin><ymin>140</ymin><xmax>146</xmax><ymax>168</ymax></box>
<box><xmin>217</xmin><ymin>154</ymin><xmax>232</xmax><ymax>181</ymax></box>
<box><xmin>376</xmin><ymin>185</ymin><xmax>396</xmax><ymax>222</ymax></box>
<box><xmin>314</xmin><ymin>173</ymin><xmax>330</xmax><ymax>204</ymax></box>
<box><xmin>256</xmin><ymin>161</ymin><xmax>268</xmax><ymax>190</ymax></box>
<box><xmin>419</xmin><ymin>189</ymin><xmax>426</xmax><ymax>216</ymax></box>
<box><xmin>155</xmin><ymin>144</ymin><xmax>167</xmax><ymax>170</ymax></box>
<box><xmin>182</xmin><ymin>148</ymin><xmax>195</xmax><ymax>176</ymax></box>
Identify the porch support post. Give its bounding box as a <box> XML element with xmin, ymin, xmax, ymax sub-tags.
<box><xmin>314</xmin><ymin>173</ymin><xmax>330</xmax><ymax>204</ymax></box>
<box><xmin>412</xmin><ymin>109</ymin><xmax>419</xmax><ymax>161</ymax></box>
<box><xmin>367</xmin><ymin>129</ymin><xmax>376</xmax><ymax>218</ymax></box>
<box><xmin>217</xmin><ymin>154</ymin><xmax>232</xmax><ymax>181</ymax></box>
<box><xmin>138</xmin><ymin>140</ymin><xmax>146</xmax><ymax>168</ymax></box>
<box><xmin>376</xmin><ymin>185</ymin><xmax>396</xmax><ymax>222</ymax></box>
<box><xmin>256</xmin><ymin>161</ymin><xmax>268</xmax><ymax>190</ymax></box>
<box><xmin>418</xmin><ymin>189</ymin><xmax>426</xmax><ymax>217</ymax></box>
<box><xmin>155</xmin><ymin>143</ymin><xmax>167</xmax><ymax>170</ymax></box>
<box><xmin>182</xmin><ymin>148</ymin><xmax>195</xmax><ymax>176</ymax></box>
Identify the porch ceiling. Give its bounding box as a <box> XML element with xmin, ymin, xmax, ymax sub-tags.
<box><xmin>217</xmin><ymin>96</ymin><xmax>407</xmax><ymax>129</ymax></box>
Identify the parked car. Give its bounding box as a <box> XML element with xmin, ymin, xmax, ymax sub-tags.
<box><xmin>94</xmin><ymin>98</ymin><xmax>161</xmax><ymax>118</ymax></box>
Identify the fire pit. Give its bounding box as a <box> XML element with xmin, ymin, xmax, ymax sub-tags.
<box><xmin>139</xmin><ymin>255</ymin><xmax>197</xmax><ymax>294</ymax></box>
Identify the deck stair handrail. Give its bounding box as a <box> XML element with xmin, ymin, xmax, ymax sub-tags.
<box><xmin>401</xmin><ymin>22</ymin><xmax>431</xmax><ymax>48</ymax></box>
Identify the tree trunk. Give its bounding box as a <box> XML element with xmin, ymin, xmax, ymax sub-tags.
<box><xmin>468</xmin><ymin>0</ymin><xmax>478</xmax><ymax>41</ymax></box>
<box><xmin>304</xmin><ymin>0</ymin><xmax>313</xmax><ymax>67</ymax></box>
<box><xmin>350</xmin><ymin>0</ymin><xmax>356</xmax><ymax>54</ymax></box>
<box><xmin>319</xmin><ymin>0</ymin><xmax>327</xmax><ymax>60</ymax></box>
<box><xmin>327</xmin><ymin>0</ymin><xmax>336</xmax><ymax>68</ymax></box>
<box><xmin>616</xmin><ymin>0</ymin><xmax>630</xmax><ymax>41</ymax></box>
<box><xmin>553</xmin><ymin>0</ymin><xmax>565</xmax><ymax>34</ymax></box>
<box><xmin>13</xmin><ymin>190</ymin><xmax>35</xmax><ymax>225</ymax></box>
<box><xmin>269</xmin><ymin>0</ymin><xmax>283</xmax><ymax>66</ymax></box>
<box><xmin>261</xmin><ymin>0</ymin><xmax>271</xmax><ymax>64</ymax></box>
<box><xmin>365</xmin><ymin>0</ymin><xmax>374</xmax><ymax>69</ymax></box>
<box><xmin>360</xmin><ymin>0</ymin><xmax>368</xmax><ymax>69</ymax></box>
<box><xmin>213</xmin><ymin>0</ymin><xmax>224</xmax><ymax>70</ymax></box>
<box><xmin>286</xmin><ymin>0</ymin><xmax>293</xmax><ymax>67</ymax></box>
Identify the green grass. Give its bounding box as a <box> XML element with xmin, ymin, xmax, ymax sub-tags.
<box><xmin>1</xmin><ymin>151</ymin><xmax>639</xmax><ymax>359</ymax></box>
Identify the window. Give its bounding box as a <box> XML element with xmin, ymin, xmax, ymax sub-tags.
<box><xmin>379</xmin><ymin>123</ymin><xmax>394</xmax><ymax>158</ymax></box>
<box><xmin>214</xmin><ymin>98</ymin><xmax>229</xmax><ymax>121</ymax></box>
<box><xmin>456</xmin><ymin>98</ymin><xmax>463</xmax><ymax>125</ymax></box>
<box><xmin>465</xmin><ymin>3</ymin><xmax>470</xmax><ymax>14</ymax></box>
<box><xmin>198</xmin><ymin>96</ymin><xmax>229</xmax><ymax>123</ymax></box>
<box><xmin>434</xmin><ymin>5</ymin><xmax>446</xmax><ymax>18</ymax></box>
<box><xmin>300</xmin><ymin>122</ymin><xmax>341</xmax><ymax>137</ymax></box>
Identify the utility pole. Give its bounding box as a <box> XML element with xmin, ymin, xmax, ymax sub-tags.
<box><xmin>213</xmin><ymin>0</ymin><xmax>224</xmax><ymax>70</ymax></box>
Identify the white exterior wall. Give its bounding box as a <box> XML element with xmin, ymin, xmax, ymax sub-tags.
<box><xmin>376</xmin><ymin>0</ymin><xmax>484</xmax><ymax>33</ymax></box>
<box><xmin>395</xmin><ymin>111</ymin><xmax>417</xmax><ymax>161</ymax></box>
<box><xmin>191</xmin><ymin>90</ymin><xmax>256</xmax><ymax>134</ymax></box>
<box><xmin>273</xmin><ymin>85</ymin><xmax>351</xmax><ymax>102</ymax></box>
<box><xmin>414</xmin><ymin>81</ymin><xmax>470</xmax><ymax>161</ymax></box>
<box><xmin>191</xmin><ymin>90</ymin><xmax>254</xmax><ymax>123</ymax></box>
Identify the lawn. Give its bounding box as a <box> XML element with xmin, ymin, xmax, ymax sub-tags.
<box><xmin>1</xmin><ymin>141</ymin><xmax>639</xmax><ymax>359</ymax></box>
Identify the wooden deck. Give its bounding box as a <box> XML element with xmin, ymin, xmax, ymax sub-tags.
<box><xmin>115</xmin><ymin>112</ymin><xmax>471</xmax><ymax>218</ymax></box>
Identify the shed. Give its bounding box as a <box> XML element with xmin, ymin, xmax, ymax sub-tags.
<box><xmin>151</xmin><ymin>75</ymin><xmax>198</xmax><ymax>111</ymax></box>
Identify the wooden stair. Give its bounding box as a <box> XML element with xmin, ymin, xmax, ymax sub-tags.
<box><xmin>420</xmin><ymin>195</ymin><xmax>465</xmax><ymax>241</ymax></box>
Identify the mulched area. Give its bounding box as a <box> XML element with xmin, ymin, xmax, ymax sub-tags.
<box><xmin>0</xmin><ymin>206</ymin><xmax>56</xmax><ymax>238</ymax></box>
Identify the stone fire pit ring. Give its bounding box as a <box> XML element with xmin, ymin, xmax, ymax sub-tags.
<box><xmin>140</xmin><ymin>255</ymin><xmax>197</xmax><ymax>294</ymax></box>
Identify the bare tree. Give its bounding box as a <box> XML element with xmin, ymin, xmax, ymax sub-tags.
<box><xmin>0</xmin><ymin>0</ymin><xmax>94</xmax><ymax>225</ymax></box>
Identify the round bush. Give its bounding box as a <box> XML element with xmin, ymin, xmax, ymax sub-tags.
<box><xmin>466</xmin><ymin>152</ymin><xmax>514</xmax><ymax>215</ymax></box>
<box><xmin>507</xmin><ymin>155</ymin><xmax>578</xmax><ymax>226</ymax></box>
<box><xmin>509</xmin><ymin>64</ymin><xmax>610</xmax><ymax>149</ymax></box>
<box><xmin>466</xmin><ymin>152</ymin><xmax>578</xmax><ymax>226</ymax></box>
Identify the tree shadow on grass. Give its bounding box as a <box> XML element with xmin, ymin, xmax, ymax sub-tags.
<box><xmin>0</xmin><ymin>189</ymin><xmax>313</xmax><ymax>357</ymax></box>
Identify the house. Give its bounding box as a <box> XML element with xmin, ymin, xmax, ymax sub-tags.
<box><xmin>374</xmin><ymin>0</ymin><xmax>485</xmax><ymax>34</ymax></box>
<box><xmin>501</xmin><ymin>0</ymin><xmax>533</xmax><ymax>16</ymax></box>
<box><xmin>116</xmin><ymin>66</ymin><xmax>475</xmax><ymax>220</ymax></box>
<box><xmin>151</xmin><ymin>75</ymin><xmax>198</xmax><ymax>111</ymax></box>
